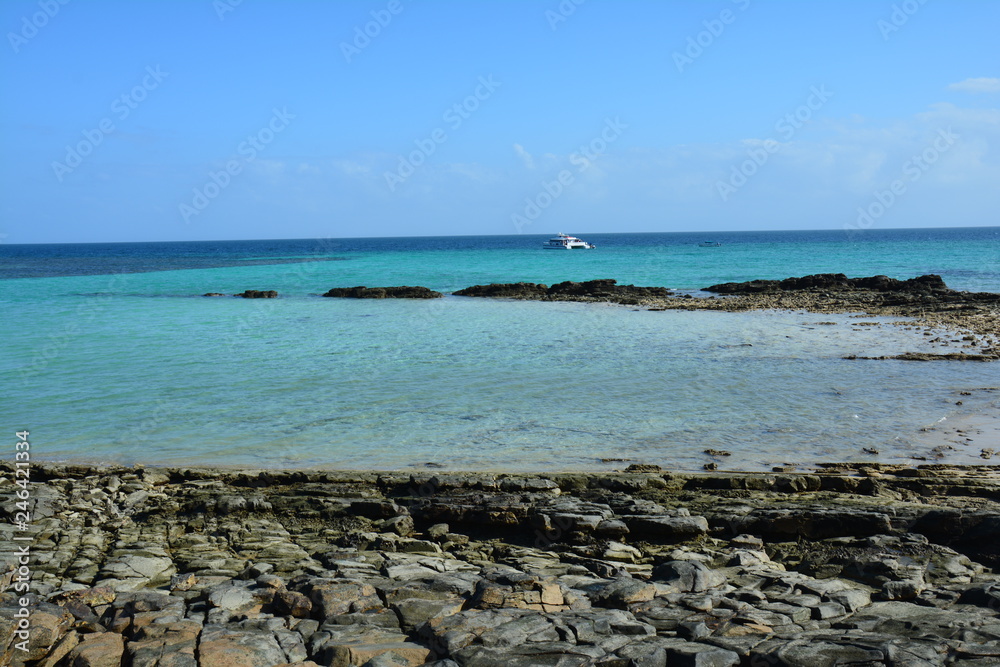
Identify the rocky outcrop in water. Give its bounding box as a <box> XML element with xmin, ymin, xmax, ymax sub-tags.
<box><xmin>448</xmin><ymin>274</ymin><xmax>999</xmax><ymax>356</ymax></box>
<box><xmin>236</xmin><ymin>290</ymin><xmax>278</xmax><ymax>298</ymax></box>
<box><xmin>704</xmin><ymin>273</ymin><xmax>950</xmax><ymax>295</ymax></box>
<box><xmin>322</xmin><ymin>286</ymin><xmax>443</xmax><ymax>299</ymax></box>
<box><xmin>454</xmin><ymin>279</ymin><xmax>672</xmax><ymax>304</ymax></box>
<box><xmin>3</xmin><ymin>462</ymin><xmax>1000</xmax><ymax>666</ymax></box>
<box><xmin>452</xmin><ymin>282</ymin><xmax>549</xmax><ymax>299</ymax></box>
<box><xmin>202</xmin><ymin>290</ymin><xmax>279</xmax><ymax>298</ymax></box>
<box><xmin>845</xmin><ymin>352</ymin><xmax>999</xmax><ymax>361</ymax></box>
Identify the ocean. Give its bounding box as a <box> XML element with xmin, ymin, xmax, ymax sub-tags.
<box><xmin>2</xmin><ymin>227</ymin><xmax>998</xmax><ymax>472</ymax></box>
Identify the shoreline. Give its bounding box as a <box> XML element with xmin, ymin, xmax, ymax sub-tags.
<box><xmin>4</xmin><ymin>462</ymin><xmax>1000</xmax><ymax>665</ymax></box>
<box><xmin>446</xmin><ymin>274</ymin><xmax>1000</xmax><ymax>358</ymax></box>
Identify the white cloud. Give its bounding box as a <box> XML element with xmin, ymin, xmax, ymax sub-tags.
<box><xmin>947</xmin><ymin>77</ymin><xmax>1000</xmax><ymax>94</ymax></box>
<box><xmin>513</xmin><ymin>143</ymin><xmax>535</xmax><ymax>169</ymax></box>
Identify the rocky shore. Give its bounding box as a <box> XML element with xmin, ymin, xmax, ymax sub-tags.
<box><xmin>4</xmin><ymin>462</ymin><xmax>1000</xmax><ymax>666</ymax></box>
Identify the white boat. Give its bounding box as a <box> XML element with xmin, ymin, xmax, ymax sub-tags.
<box><xmin>698</xmin><ymin>241</ymin><xmax>722</xmax><ymax>247</ymax></box>
<box><xmin>543</xmin><ymin>233</ymin><xmax>595</xmax><ymax>249</ymax></box>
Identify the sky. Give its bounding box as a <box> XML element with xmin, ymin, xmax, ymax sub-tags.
<box><xmin>1</xmin><ymin>0</ymin><xmax>998</xmax><ymax>244</ymax></box>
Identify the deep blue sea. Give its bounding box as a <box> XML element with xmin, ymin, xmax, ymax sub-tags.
<box><xmin>2</xmin><ymin>228</ymin><xmax>998</xmax><ymax>471</ymax></box>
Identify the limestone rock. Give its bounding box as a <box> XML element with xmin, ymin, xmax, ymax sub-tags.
<box><xmin>67</xmin><ymin>632</ymin><xmax>125</xmax><ymax>667</ymax></box>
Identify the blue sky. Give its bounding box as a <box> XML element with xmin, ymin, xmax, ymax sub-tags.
<box><xmin>2</xmin><ymin>0</ymin><xmax>998</xmax><ymax>243</ymax></box>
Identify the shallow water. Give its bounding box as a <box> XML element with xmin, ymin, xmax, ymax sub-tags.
<box><xmin>2</xmin><ymin>228</ymin><xmax>998</xmax><ymax>471</ymax></box>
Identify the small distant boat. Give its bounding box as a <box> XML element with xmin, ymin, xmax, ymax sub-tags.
<box><xmin>543</xmin><ymin>233</ymin><xmax>596</xmax><ymax>250</ymax></box>
<box><xmin>698</xmin><ymin>241</ymin><xmax>722</xmax><ymax>247</ymax></box>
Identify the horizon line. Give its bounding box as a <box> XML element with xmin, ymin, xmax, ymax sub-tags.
<box><xmin>3</xmin><ymin>224</ymin><xmax>998</xmax><ymax>247</ymax></box>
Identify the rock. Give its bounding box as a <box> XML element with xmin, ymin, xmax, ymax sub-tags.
<box><xmin>452</xmin><ymin>643</ymin><xmax>601</xmax><ymax>667</ymax></box>
<box><xmin>207</xmin><ymin>581</ymin><xmax>259</xmax><ymax>612</ymax></box>
<box><xmin>624</xmin><ymin>464</ymin><xmax>663</xmax><ymax>473</ymax></box>
<box><xmin>66</xmin><ymin>632</ymin><xmax>124</xmax><ymax>667</ymax></box>
<box><xmin>322</xmin><ymin>286</ymin><xmax>442</xmax><ymax>299</ymax></box>
<box><xmin>678</xmin><ymin>620</ymin><xmax>712</xmax><ymax>641</ymax></box>
<box><xmin>730</xmin><ymin>508</ymin><xmax>891</xmax><ymax>540</ymax></box>
<box><xmin>582</xmin><ymin>576</ymin><xmax>657</xmax><ymax>608</ymax></box>
<box><xmin>273</xmin><ymin>589</ymin><xmax>313</xmax><ymax>618</ymax></box>
<box><xmin>454</xmin><ymin>279</ymin><xmax>671</xmax><ymax>304</ymax></box>
<box><xmin>170</xmin><ymin>573</ymin><xmax>197</xmax><ymax>591</ymax></box>
<box><xmin>601</xmin><ymin>542</ymin><xmax>643</xmax><ymax>563</ymax></box>
<box><xmin>380</xmin><ymin>515</ymin><xmax>415</xmax><ymax>537</ymax></box>
<box><xmin>311</xmin><ymin>626</ymin><xmax>431</xmax><ymax>667</ymax></box>
<box><xmin>812</xmin><ymin>602</ymin><xmax>847</xmax><ymax>620</ymax></box>
<box><xmin>824</xmin><ymin>587</ymin><xmax>871</xmax><ymax>613</ymax></box>
<box><xmin>97</xmin><ymin>554</ymin><xmax>175</xmax><ymax>590</ymax></box>
<box><xmin>750</xmin><ymin>637</ymin><xmax>887</xmax><ymax>666</ymax></box>
<box><xmin>499</xmin><ymin>477</ymin><xmax>560</xmax><ymax>493</ymax></box>
<box><xmin>427</xmin><ymin>523</ymin><xmax>450</xmax><ymax>541</ymax></box>
<box><xmin>309</xmin><ymin>581</ymin><xmax>382</xmax><ymax>620</ymax></box>
<box><xmin>622</xmin><ymin>515</ymin><xmax>709</xmax><ymax>540</ymax></box>
<box><xmin>50</xmin><ymin>586</ymin><xmax>117</xmax><ymax>607</ymax></box>
<box><xmin>704</xmin><ymin>273</ymin><xmax>948</xmax><ymax>295</ymax></box>
<box><xmin>880</xmin><ymin>578</ymin><xmax>925</xmax><ymax>601</ymax></box>
<box><xmin>36</xmin><ymin>630</ymin><xmax>79</xmax><ymax>667</ymax></box>
<box><xmin>595</xmin><ymin>519</ymin><xmax>630</xmax><ymax>539</ymax></box>
<box><xmin>391</xmin><ymin>598</ymin><xmax>466</xmax><ymax>631</ymax></box>
<box><xmin>198</xmin><ymin>625</ymin><xmax>287</xmax><ymax>667</ymax></box>
<box><xmin>651</xmin><ymin>561</ymin><xmax>725</xmax><ymax>593</ymax></box>
<box><xmin>126</xmin><ymin>619</ymin><xmax>201</xmax><ymax>666</ymax></box>
<box><xmin>662</xmin><ymin>640</ymin><xmax>740</xmax><ymax>666</ymax></box>
<box><xmin>2</xmin><ymin>604</ymin><xmax>73</xmax><ymax>663</ymax></box>
<box><xmin>350</xmin><ymin>500</ymin><xmax>408</xmax><ymax>519</ymax></box>
<box><xmin>452</xmin><ymin>282</ymin><xmax>549</xmax><ymax>298</ymax></box>
<box><xmin>235</xmin><ymin>290</ymin><xmax>278</xmax><ymax>298</ymax></box>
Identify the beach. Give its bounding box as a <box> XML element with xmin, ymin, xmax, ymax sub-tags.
<box><xmin>3</xmin><ymin>461</ymin><xmax>1000</xmax><ymax>665</ymax></box>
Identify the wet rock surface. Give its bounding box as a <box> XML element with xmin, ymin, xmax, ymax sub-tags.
<box><xmin>3</xmin><ymin>462</ymin><xmax>1000</xmax><ymax>665</ymax></box>
<box><xmin>236</xmin><ymin>290</ymin><xmax>279</xmax><ymax>298</ymax></box>
<box><xmin>453</xmin><ymin>279</ymin><xmax>673</xmax><ymax>305</ymax></box>
<box><xmin>322</xmin><ymin>286</ymin><xmax>443</xmax><ymax>299</ymax></box>
<box><xmin>704</xmin><ymin>273</ymin><xmax>952</xmax><ymax>295</ymax></box>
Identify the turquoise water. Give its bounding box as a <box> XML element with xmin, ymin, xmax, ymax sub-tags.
<box><xmin>2</xmin><ymin>228</ymin><xmax>998</xmax><ymax>471</ymax></box>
